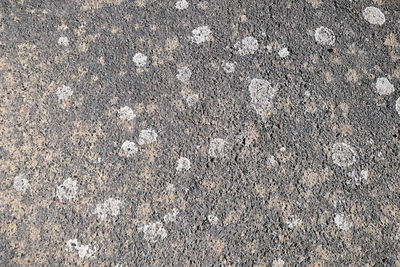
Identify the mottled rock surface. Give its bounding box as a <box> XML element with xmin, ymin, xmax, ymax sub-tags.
<box><xmin>1</xmin><ymin>0</ymin><xmax>399</xmax><ymax>266</ymax></box>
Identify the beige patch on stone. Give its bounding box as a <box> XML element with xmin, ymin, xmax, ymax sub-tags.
<box><xmin>224</xmin><ymin>210</ymin><xmax>240</xmax><ymax>225</ymax></box>
<box><xmin>306</xmin><ymin>0</ymin><xmax>322</xmax><ymax>8</ymax></box>
<box><xmin>346</xmin><ymin>69</ymin><xmax>360</xmax><ymax>83</ymax></box>
<box><xmin>384</xmin><ymin>33</ymin><xmax>399</xmax><ymax>47</ymax></box>
<box><xmin>78</xmin><ymin>0</ymin><xmax>123</xmax><ymax>10</ymax></box>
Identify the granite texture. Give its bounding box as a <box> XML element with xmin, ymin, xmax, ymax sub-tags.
<box><xmin>1</xmin><ymin>0</ymin><xmax>400</xmax><ymax>266</ymax></box>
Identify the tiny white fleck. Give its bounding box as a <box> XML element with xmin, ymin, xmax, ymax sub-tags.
<box><xmin>261</xmin><ymin>32</ymin><xmax>267</xmax><ymax>37</ymax></box>
<box><xmin>396</xmin><ymin>97</ymin><xmax>400</xmax><ymax>116</ymax></box>
<box><xmin>280</xmin><ymin>146</ymin><xmax>286</xmax><ymax>152</ymax></box>
<box><xmin>163</xmin><ymin>208</ymin><xmax>179</xmax><ymax>223</ymax></box>
<box><xmin>166</xmin><ymin>183</ymin><xmax>176</xmax><ymax>192</ymax></box>
<box><xmin>175</xmin><ymin>0</ymin><xmax>188</xmax><ymax>10</ymax></box>
<box><xmin>363</xmin><ymin>6</ymin><xmax>385</xmax><ymax>25</ymax></box>
<box><xmin>118</xmin><ymin>106</ymin><xmax>136</xmax><ymax>121</ymax></box>
<box><xmin>121</xmin><ymin>141</ymin><xmax>138</xmax><ymax>157</ymax></box>
<box><xmin>268</xmin><ymin>155</ymin><xmax>278</xmax><ymax>167</ymax></box>
<box><xmin>234</xmin><ymin>36</ymin><xmax>259</xmax><ymax>55</ymax></box>
<box><xmin>314</xmin><ymin>26</ymin><xmax>335</xmax><ymax>46</ymax></box>
<box><xmin>334</xmin><ymin>213</ymin><xmax>353</xmax><ymax>231</ymax></box>
<box><xmin>191</xmin><ymin>26</ymin><xmax>212</xmax><ymax>44</ymax></box>
<box><xmin>286</xmin><ymin>215</ymin><xmax>302</xmax><ymax>229</ymax></box>
<box><xmin>375</xmin><ymin>77</ymin><xmax>394</xmax><ymax>95</ymax></box>
<box><xmin>304</xmin><ymin>90</ymin><xmax>311</xmax><ymax>97</ymax></box>
<box><xmin>56</xmin><ymin>178</ymin><xmax>78</xmax><ymax>201</ymax></box>
<box><xmin>66</xmin><ymin>239</ymin><xmax>97</xmax><ymax>258</ymax></box>
<box><xmin>223</xmin><ymin>62</ymin><xmax>236</xmax><ymax>73</ymax></box>
<box><xmin>208</xmin><ymin>138</ymin><xmax>228</xmax><ymax>158</ymax></box>
<box><xmin>138</xmin><ymin>221</ymin><xmax>168</xmax><ymax>242</ymax></box>
<box><xmin>93</xmin><ymin>198</ymin><xmax>123</xmax><ymax>220</ymax></box>
<box><xmin>132</xmin><ymin>52</ymin><xmax>148</xmax><ymax>67</ymax></box>
<box><xmin>58</xmin><ymin>36</ymin><xmax>69</xmax><ymax>46</ymax></box>
<box><xmin>56</xmin><ymin>85</ymin><xmax>73</xmax><ymax>100</ymax></box>
<box><xmin>138</xmin><ymin>129</ymin><xmax>158</xmax><ymax>145</ymax></box>
<box><xmin>207</xmin><ymin>214</ymin><xmax>219</xmax><ymax>225</ymax></box>
<box><xmin>331</xmin><ymin>143</ymin><xmax>357</xmax><ymax>167</ymax></box>
<box><xmin>177</xmin><ymin>67</ymin><xmax>192</xmax><ymax>82</ymax></box>
<box><xmin>176</xmin><ymin>157</ymin><xmax>191</xmax><ymax>171</ymax></box>
<box><xmin>186</xmin><ymin>94</ymin><xmax>199</xmax><ymax>106</ymax></box>
<box><xmin>272</xmin><ymin>258</ymin><xmax>285</xmax><ymax>267</ymax></box>
<box><xmin>97</xmin><ymin>157</ymin><xmax>102</xmax><ymax>163</ymax></box>
<box><xmin>13</xmin><ymin>174</ymin><xmax>29</xmax><ymax>193</ymax></box>
<box><xmin>248</xmin><ymin>78</ymin><xmax>277</xmax><ymax>115</ymax></box>
<box><xmin>278</xmin><ymin>47</ymin><xmax>290</xmax><ymax>58</ymax></box>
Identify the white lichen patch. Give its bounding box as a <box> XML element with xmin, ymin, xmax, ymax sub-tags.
<box><xmin>272</xmin><ymin>258</ymin><xmax>285</xmax><ymax>267</ymax></box>
<box><xmin>363</xmin><ymin>6</ymin><xmax>385</xmax><ymax>25</ymax></box>
<box><xmin>66</xmin><ymin>239</ymin><xmax>97</xmax><ymax>258</ymax></box>
<box><xmin>268</xmin><ymin>155</ymin><xmax>278</xmax><ymax>167</ymax></box>
<box><xmin>176</xmin><ymin>157</ymin><xmax>191</xmax><ymax>171</ymax></box>
<box><xmin>93</xmin><ymin>198</ymin><xmax>123</xmax><ymax>220</ymax></box>
<box><xmin>286</xmin><ymin>215</ymin><xmax>302</xmax><ymax>229</ymax></box>
<box><xmin>175</xmin><ymin>0</ymin><xmax>188</xmax><ymax>10</ymax></box>
<box><xmin>248</xmin><ymin>78</ymin><xmax>277</xmax><ymax>115</ymax></box>
<box><xmin>331</xmin><ymin>143</ymin><xmax>357</xmax><ymax>167</ymax></box>
<box><xmin>334</xmin><ymin>213</ymin><xmax>353</xmax><ymax>231</ymax></box>
<box><xmin>56</xmin><ymin>178</ymin><xmax>78</xmax><ymax>201</ymax></box>
<box><xmin>278</xmin><ymin>47</ymin><xmax>290</xmax><ymax>58</ymax></box>
<box><xmin>223</xmin><ymin>62</ymin><xmax>236</xmax><ymax>73</ymax></box>
<box><xmin>186</xmin><ymin>94</ymin><xmax>199</xmax><ymax>106</ymax></box>
<box><xmin>121</xmin><ymin>141</ymin><xmax>138</xmax><ymax>157</ymax></box>
<box><xmin>138</xmin><ymin>129</ymin><xmax>158</xmax><ymax>145</ymax></box>
<box><xmin>314</xmin><ymin>26</ymin><xmax>335</xmax><ymax>46</ymax></box>
<box><xmin>191</xmin><ymin>26</ymin><xmax>212</xmax><ymax>44</ymax></box>
<box><xmin>132</xmin><ymin>52</ymin><xmax>148</xmax><ymax>67</ymax></box>
<box><xmin>234</xmin><ymin>36</ymin><xmax>259</xmax><ymax>55</ymax></box>
<box><xmin>118</xmin><ymin>106</ymin><xmax>136</xmax><ymax>121</ymax></box>
<box><xmin>347</xmin><ymin>169</ymin><xmax>368</xmax><ymax>186</ymax></box>
<box><xmin>207</xmin><ymin>214</ymin><xmax>219</xmax><ymax>225</ymax></box>
<box><xmin>396</xmin><ymin>97</ymin><xmax>400</xmax><ymax>116</ymax></box>
<box><xmin>58</xmin><ymin>36</ymin><xmax>69</xmax><ymax>46</ymax></box>
<box><xmin>375</xmin><ymin>77</ymin><xmax>394</xmax><ymax>95</ymax></box>
<box><xmin>208</xmin><ymin>138</ymin><xmax>228</xmax><ymax>158</ymax></box>
<box><xmin>163</xmin><ymin>208</ymin><xmax>179</xmax><ymax>223</ymax></box>
<box><xmin>138</xmin><ymin>221</ymin><xmax>168</xmax><ymax>243</ymax></box>
<box><xmin>56</xmin><ymin>85</ymin><xmax>73</xmax><ymax>100</ymax></box>
<box><xmin>13</xmin><ymin>174</ymin><xmax>29</xmax><ymax>193</ymax></box>
<box><xmin>176</xmin><ymin>66</ymin><xmax>192</xmax><ymax>82</ymax></box>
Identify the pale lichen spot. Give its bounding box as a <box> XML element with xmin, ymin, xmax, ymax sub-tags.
<box><xmin>66</xmin><ymin>239</ymin><xmax>97</xmax><ymax>258</ymax></box>
<box><xmin>278</xmin><ymin>47</ymin><xmax>290</xmax><ymax>58</ymax></box>
<box><xmin>56</xmin><ymin>85</ymin><xmax>73</xmax><ymax>100</ymax></box>
<box><xmin>207</xmin><ymin>214</ymin><xmax>219</xmax><ymax>225</ymax></box>
<box><xmin>138</xmin><ymin>129</ymin><xmax>158</xmax><ymax>145</ymax></box>
<box><xmin>132</xmin><ymin>52</ymin><xmax>148</xmax><ymax>67</ymax></box>
<box><xmin>163</xmin><ymin>208</ymin><xmax>179</xmax><ymax>223</ymax></box>
<box><xmin>58</xmin><ymin>36</ymin><xmax>69</xmax><ymax>46</ymax></box>
<box><xmin>121</xmin><ymin>141</ymin><xmax>138</xmax><ymax>157</ymax></box>
<box><xmin>138</xmin><ymin>221</ymin><xmax>168</xmax><ymax>243</ymax></box>
<box><xmin>396</xmin><ymin>97</ymin><xmax>400</xmax><ymax>116</ymax></box>
<box><xmin>186</xmin><ymin>94</ymin><xmax>199</xmax><ymax>106</ymax></box>
<box><xmin>177</xmin><ymin>66</ymin><xmax>192</xmax><ymax>82</ymax></box>
<box><xmin>331</xmin><ymin>143</ymin><xmax>357</xmax><ymax>167</ymax></box>
<box><xmin>363</xmin><ymin>6</ymin><xmax>385</xmax><ymax>25</ymax></box>
<box><xmin>118</xmin><ymin>106</ymin><xmax>136</xmax><ymax>121</ymax></box>
<box><xmin>175</xmin><ymin>0</ymin><xmax>188</xmax><ymax>10</ymax></box>
<box><xmin>347</xmin><ymin>169</ymin><xmax>368</xmax><ymax>185</ymax></box>
<box><xmin>56</xmin><ymin>178</ymin><xmax>78</xmax><ymax>201</ymax></box>
<box><xmin>14</xmin><ymin>174</ymin><xmax>29</xmax><ymax>193</ymax></box>
<box><xmin>223</xmin><ymin>62</ymin><xmax>236</xmax><ymax>73</ymax></box>
<box><xmin>191</xmin><ymin>26</ymin><xmax>212</xmax><ymax>44</ymax></box>
<box><xmin>334</xmin><ymin>213</ymin><xmax>353</xmax><ymax>231</ymax></box>
<box><xmin>286</xmin><ymin>215</ymin><xmax>302</xmax><ymax>229</ymax></box>
<box><xmin>176</xmin><ymin>157</ymin><xmax>191</xmax><ymax>171</ymax></box>
<box><xmin>314</xmin><ymin>26</ymin><xmax>335</xmax><ymax>46</ymax></box>
<box><xmin>93</xmin><ymin>198</ymin><xmax>123</xmax><ymax>220</ymax></box>
<box><xmin>375</xmin><ymin>77</ymin><xmax>394</xmax><ymax>95</ymax></box>
<box><xmin>208</xmin><ymin>138</ymin><xmax>228</xmax><ymax>158</ymax></box>
<box><xmin>234</xmin><ymin>36</ymin><xmax>259</xmax><ymax>55</ymax></box>
<box><xmin>248</xmin><ymin>78</ymin><xmax>277</xmax><ymax>115</ymax></box>
<box><xmin>272</xmin><ymin>258</ymin><xmax>285</xmax><ymax>267</ymax></box>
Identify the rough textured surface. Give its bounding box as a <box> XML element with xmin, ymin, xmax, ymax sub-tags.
<box><xmin>0</xmin><ymin>0</ymin><xmax>399</xmax><ymax>266</ymax></box>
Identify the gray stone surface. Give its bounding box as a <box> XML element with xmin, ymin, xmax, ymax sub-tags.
<box><xmin>0</xmin><ymin>0</ymin><xmax>399</xmax><ymax>266</ymax></box>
